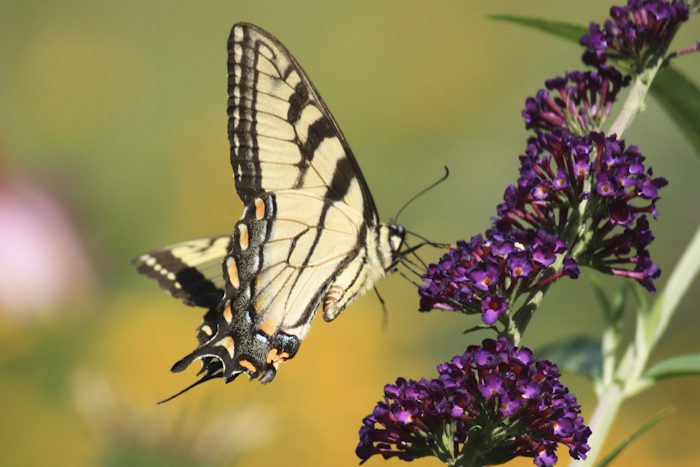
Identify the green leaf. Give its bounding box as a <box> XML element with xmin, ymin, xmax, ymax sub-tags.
<box><xmin>644</xmin><ymin>354</ymin><xmax>700</xmax><ymax>381</ymax></box>
<box><xmin>596</xmin><ymin>407</ymin><xmax>674</xmax><ymax>467</ymax></box>
<box><xmin>646</xmin><ymin>225</ymin><xmax>700</xmax><ymax>347</ymax></box>
<box><xmin>537</xmin><ymin>336</ymin><xmax>602</xmax><ymax>380</ymax></box>
<box><xmin>650</xmin><ymin>66</ymin><xmax>700</xmax><ymax>158</ymax></box>
<box><xmin>462</xmin><ymin>324</ymin><xmax>496</xmax><ymax>335</ymax></box>
<box><xmin>487</xmin><ymin>14</ymin><xmax>586</xmax><ymax>44</ymax></box>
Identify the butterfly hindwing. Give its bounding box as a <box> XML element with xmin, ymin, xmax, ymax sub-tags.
<box><xmin>172</xmin><ymin>189</ymin><xmax>365</xmax><ymax>382</ymax></box>
<box><xmin>135</xmin><ymin>236</ymin><xmax>231</xmax><ymax>309</ymax></box>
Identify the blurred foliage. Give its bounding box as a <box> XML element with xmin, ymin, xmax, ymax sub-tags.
<box><xmin>0</xmin><ymin>1</ymin><xmax>699</xmax><ymax>466</ymax></box>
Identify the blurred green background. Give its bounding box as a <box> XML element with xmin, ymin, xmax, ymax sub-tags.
<box><xmin>1</xmin><ymin>1</ymin><xmax>699</xmax><ymax>466</ymax></box>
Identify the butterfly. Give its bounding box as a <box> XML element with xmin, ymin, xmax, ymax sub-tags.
<box><xmin>135</xmin><ymin>22</ymin><xmax>410</xmax><ymax>401</ymax></box>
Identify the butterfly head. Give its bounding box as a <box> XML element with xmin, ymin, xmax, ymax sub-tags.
<box><xmin>378</xmin><ymin>223</ymin><xmax>406</xmax><ymax>271</ymax></box>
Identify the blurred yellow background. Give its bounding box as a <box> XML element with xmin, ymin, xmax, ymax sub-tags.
<box><xmin>1</xmin><ymin>1</ymin><xmax>699</xmax><ymax>466</ymax></box>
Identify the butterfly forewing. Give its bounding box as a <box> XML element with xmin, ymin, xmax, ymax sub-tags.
<box><xmin>228</xmin><ymin>22</ymin><xmax>378</xmax><ymax>224</ymax></box>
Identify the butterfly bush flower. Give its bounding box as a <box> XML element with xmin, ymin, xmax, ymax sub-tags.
<box><xmin>580</xmin><ymin>0</ymin><xmax>690</xmax><ymax>71</ymax></box>
<box><xmin>419</xmin><ymin>231</ymin><xmax>578</xmax><ymax>325</ymax></box>
<box><xmin>522</xmin><ymin>68</ymin><xmax>630</xmax><ymax>135</ymax></box>
<box><xmin>356</xmin><ymin>338</ymin><xmax>591</xmax><ymax>466</ymax></box>
<box><xmin>494</xmin><ymin>130</ymin><xmax>666</xmax><ymax>291</ymax></box>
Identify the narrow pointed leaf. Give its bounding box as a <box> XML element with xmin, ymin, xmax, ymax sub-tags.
<box><xmin>646</xmin><ymin>225</ymin><xmax>700</xmax><ymax>346</ymax></box>
<box><xmin>537</xmin><ymin>336</ymin><xmax>602</xmax><ymax>380</ymax></box>
<box><xmin>644</xmin><ymin>354</ymin><xmax>700</xmax><ymax>381</ymax></box>
<box><xmin>487</xmin><ymin>14</ymin><xmax>587</xmax><ymax>43</ymax></box>
<box><xmin>595</xmin><ymin>407</ymin><xmax>674</xmax><ymax>467</ymax></box>
<box><xmin>649</xmin><ymin>66</ymin><xmax>700</xmax><ymax>158</ymax></box>
<box><xmin>463</xmin><ymin>324</ymin><xmax>496</xmax><ymax>335</ymax></box>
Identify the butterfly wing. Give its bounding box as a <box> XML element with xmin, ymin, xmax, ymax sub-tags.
<box><xmin>228</xmin><ymin>22</ymin><xmax>378</xmax><ymax>224</ymax></box>
<box><xmin>168</xmin><ymin>23</ymin><xmax>386</xmax><ymax>391</ymax></box>
<box><xmin>134</xmin><ymin>236</ymin><xmax>231</xmax><ymax>309</ymax></box>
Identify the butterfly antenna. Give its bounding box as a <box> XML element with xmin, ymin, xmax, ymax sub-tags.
<box><xmin>394</xmin><ymin>166</ymin><xmax>450</xmax><ymax>223</ymax></box>
<box><xmin>406</xmin><ymin>229</ymin><xmax>450</xmax><ymax>248</ymax></box>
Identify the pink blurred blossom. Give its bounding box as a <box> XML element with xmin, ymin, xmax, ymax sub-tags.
<box><xmin>0</xmin><ymin>178</ymin><xmax>93</xmax><ymax>320</ymax></box>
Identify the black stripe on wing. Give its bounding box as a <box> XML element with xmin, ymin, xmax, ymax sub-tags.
<box><xmin>228</xmin><ymin>24</ymin><xmax>262</xmax><ymax>204</ymax></box>
<box><xmin>286</xmin><ymin>155</ymin><xmax>365</xmax><ymax>302</ymax></box>
<box><xmin>134</xmin><ymin>239</ymin><xmax>230</xmax><ymax>309</ymax></box>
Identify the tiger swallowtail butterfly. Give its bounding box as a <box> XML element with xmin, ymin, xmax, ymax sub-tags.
<box><xmin>135</xmin><ymin>22</ymin><xmax>407</xmax><ymax>401</ymax></box>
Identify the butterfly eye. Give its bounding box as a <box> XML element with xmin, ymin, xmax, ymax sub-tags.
<box><xmin>388</xmin><ymin>224</ymin><xmax>405</xmax><ymax>240</ymax></box>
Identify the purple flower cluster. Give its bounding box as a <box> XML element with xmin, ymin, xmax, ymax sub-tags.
<box><xmin>420</xmin><ymin>127</ymin><xmax>666</xmax><ymax>318</ymax></box>
<box><xmin>420</xmin><ymin>231</ymin><xmax>578</xmax><ymax>325</ymax></box>
<box><xmin>356</xmin><ymin>338</ymin><xmax>591</xmax><ymax>466</ymax></box>
<box><xmin>420</xmin><ymin>1</ymin><xmax>673</xmax><ymax>325</ymax></box>
<box><xmin>581</xmin><ymin>0</ymin><xmax>690</xmax><ymax>71</ymax></box>
<box><xmin>495</xmin><ymin>130</ymin><xmax>666</xmax><ymax>291</ymax></box>
<box><xmin>522</xmin><ymin>68</ymin><xmax>630</xmax><ymax>135</ymax></box>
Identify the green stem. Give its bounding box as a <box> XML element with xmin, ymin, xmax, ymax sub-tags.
<box><xmin>607</xmin><ymin>58</ymin><xmax>663</xmax><ymax>137</ymax></box>
<box><xmin>569</xmin><ymin>224</ymin><xmax>700</xmax><ymax>466</ymax></box>
<box><xmin>576</xmin><ymin>384</ymin><xmax>626</xmax><ymax>466</ymax></box>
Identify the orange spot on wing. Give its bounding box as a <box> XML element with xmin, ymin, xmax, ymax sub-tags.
<box><xmin>238</xmin><ymin>224</ymin><xmax>249</xmax><ymax>250</ymax></box>
<box><xmin>266</xmin><ymin>349</ymin><xmax>291</xmax><ymax>368</ymax></box>
<box><xmin>259</xmin><ymin>317</ymin><xmax>277</xmax><ymax>336</ymax></box>
<box><xmin>254</xmin><ymin>296</ymin><xmax>266</xmax><ymax>314</ymax></box>
<box><xmin>239</xmin><ymin>359</ymin><xmax>257</xmax><ymax>373</ymax></box>
<box><xmin>223</xmin><ymin>305</ymin><xmax>233</xmax><ymax>324</ymax></box>
<box><xmin>227</xmin><ymin>258</ymin><xmax>240</xmax><ymax>288</ymax></box>
<box><xmin>215</xmin><ymin>336</ymin><xmax>235</xmax><ymax>358</ymax></box>
<box><xmin>266</xmin><ymin>348</ymin><xmax>279</xmax><ymax>364</ymax></box>
<box><xmin>255</xmin><ymin>198</ymin><xmax>265</xmax><ymax>219</ymax></box>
